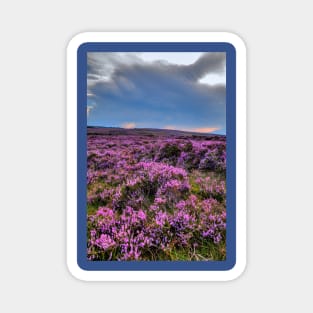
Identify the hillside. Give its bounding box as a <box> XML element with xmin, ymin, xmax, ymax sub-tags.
<box><xmin>87</xmin><ymin>126</ymin><xmax>225</xmax><ymax>140</ymax></box>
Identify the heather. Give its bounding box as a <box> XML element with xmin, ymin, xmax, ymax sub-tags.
<box><xmin>87</xmin><ymin>129</ymin><xmax>226</xmax><ymax>261</ymax></box>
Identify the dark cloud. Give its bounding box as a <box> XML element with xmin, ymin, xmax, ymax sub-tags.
<box><xmin>87</xmin><ymin>52</ymin><xmax>226</xmax><ymax>133</ymax></box>
<box><xmin>178</xmin><ymin>52</ymin><xmax>225</xmax><ymax>81</ymax></box>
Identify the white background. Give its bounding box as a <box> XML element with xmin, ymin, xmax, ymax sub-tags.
<box><xmin>0</xmin><ymin>1</ymin><xmax>312</xmax><ymax>312</ymax></box>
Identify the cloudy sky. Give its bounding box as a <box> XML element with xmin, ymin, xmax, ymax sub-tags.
<box><xmin>87</xmin><ymin>52</ymin><xmax>226</xmax><ymax>134</ymax></box>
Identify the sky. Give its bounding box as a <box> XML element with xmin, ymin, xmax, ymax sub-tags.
<box><xmin>87</xmin><ymin>52</ymin><xmax>226</xmax><ymax>134</ymax></box>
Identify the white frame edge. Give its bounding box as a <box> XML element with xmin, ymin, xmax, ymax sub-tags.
<box><xmin>66</xmin><ymin>32</ymin><xmax>246</xmax><ymax>281</ymax></box>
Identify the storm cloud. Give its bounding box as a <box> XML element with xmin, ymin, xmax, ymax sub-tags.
<box><xmin>87</xmin><ymin>52</ymin><xmax>226</xmax><ymax>134</ymax></box>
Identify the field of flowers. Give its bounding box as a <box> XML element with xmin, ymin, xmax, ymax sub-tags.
<box><xmin>87</xmin><ymin>128</ymin><xmax>226</xmax><ymax>261</ymax></box>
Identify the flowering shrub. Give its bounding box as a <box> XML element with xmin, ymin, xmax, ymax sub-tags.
<box><xmin>87</xmin><ymin>132</ymin><xmax>226</xmax><ymax>261</ymax></box>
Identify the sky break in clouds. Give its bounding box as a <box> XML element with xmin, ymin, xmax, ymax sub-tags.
<box><xmin>87</xmin><ymin>52</ymin><xmax>226</xmax><ymax>134</ymax></box>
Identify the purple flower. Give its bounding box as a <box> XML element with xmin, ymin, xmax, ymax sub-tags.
<box><xmin>95</xmin><ymin>234</ymin><xmax>116</xmax><ymax>250</ymax></box>
<box><xmin>87</xmin><ymin>133</ymin><xmax>226</xmax><ymax>261</ymax></box>
<box><xmin>137</xmin><ymin>210</ymin><xmax>146</xmax><ymax>220</ymax></box>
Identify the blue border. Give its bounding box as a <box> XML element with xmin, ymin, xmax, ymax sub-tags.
<box><xmin>77</xmin><ymin>42</ymin><xmax>236</xmax><ymax>271</ymax></box>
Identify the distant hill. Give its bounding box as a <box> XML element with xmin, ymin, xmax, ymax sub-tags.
<box><xmin>87</xmin><ymin>126</ymin><xmax>225</xmax><ymax>140</ymax></box>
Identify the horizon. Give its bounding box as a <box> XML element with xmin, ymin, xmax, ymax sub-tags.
<box><xmin>87</xmin><ymin>125</ymin><xmax>225</xmax><ymax>136</ymax></box>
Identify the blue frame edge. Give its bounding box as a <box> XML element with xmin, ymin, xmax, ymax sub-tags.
<box><xmin>77</xmin><ymin>42</ymin><xmax>236</xmax><ymax>271</ymax></box>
